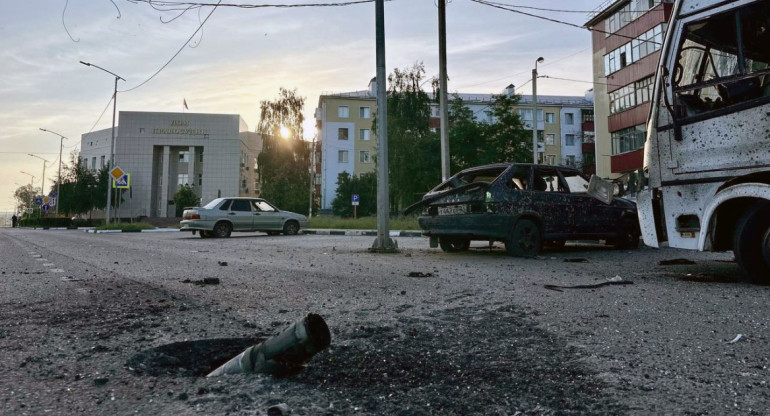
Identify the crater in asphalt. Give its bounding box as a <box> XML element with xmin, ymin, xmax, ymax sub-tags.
<box><xmin>127</xmin><ymin>337</ymin><xmax>262</xmax><ymax>377</ymax></box>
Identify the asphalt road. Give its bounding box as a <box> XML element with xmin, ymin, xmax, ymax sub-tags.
<box><xmin>0</xmin><ymin>228</ymin><xmax>767</xmax><ymax>415</ymax></box>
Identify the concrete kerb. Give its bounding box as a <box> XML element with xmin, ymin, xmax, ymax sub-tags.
<box><xmin>76</xmin><ymin>228</ymin><xmax>424</xmax><ymax>237</ymax></box>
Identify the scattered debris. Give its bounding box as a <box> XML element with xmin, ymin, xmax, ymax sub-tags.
<box><xmin>544</xmin><ymin>276</ymin><xmax>633</xmax><ymax>292</ymax></box>
<box><xmin>93</xmin><ymin>377</ymin><xmax>109</xmax><ymax>386</ymax></box>
<box><xmin>267</xmin><ymin>403</ymin><xmax>292</xmax><ymax>416</ymax></box>
<box><xmin>207</xmin><ymin>313</ymin><xmax>331</xmax><ymax>377</ymax></box>
<box><xmin>563</xmin><ymin>258</ymin><xmax>589</xmax><ymax>263</ymax></box>
<box><xmin>181</xmin><ymin>278</ymin><xmax>220</xmax><ymax>286</ymax></box>
<box><xmin>218</xmin><ymin>261</ymin><xmax>228</xmax><ymax>266</ymax></box>
<box><xmin>659</xmin><ymin>258</ymin><xmax>696</xmax><ymax>266</ymax></box>
<box><xmin>408</xmin><ymin>272</ymin><xmax>433</xmax><ymax>278</ymax></box>
<box><xmin>61</xmin><ymin>276</ymin><xmax>82</xmax><ymax>282</ymax></box>
<box><xmin>728</xmin><ymin>334</ymin><xmax>743</xmax><ymax>344</ymax></box>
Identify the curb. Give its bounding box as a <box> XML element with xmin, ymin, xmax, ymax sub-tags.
<box><xmin>303</xmin><ymin>229</ymin><xmax>423</xmax><ymax>237</ymax></box>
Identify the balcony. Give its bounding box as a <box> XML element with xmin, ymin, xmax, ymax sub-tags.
<box><xmin>611</xmin><ymin>148</ymin><xmax>643</xmax><ymax>173</ymax></box>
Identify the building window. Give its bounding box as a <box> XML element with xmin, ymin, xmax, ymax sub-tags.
<box><xmin>359</xmin><ymin>107</ymin><xmax>371</xmax><ymax>118</ymax></box>
<box><xmin>199</xmin><ymin>152</ymin><xmax>204</xmax><ymax>163</ymax></box>
<box><xmin>545</xmin><ymin>154</ymin><xmax>556</xmax><ymax>165</ymax></box>
<box><xmin>100</xmin><ymin>155</ymin><xmax>105</xmax><ymax>168</ymax></box>
<box><xmin>545</xmin><ymin>134</ymin><xmax>555</xmax><ymax>145</ymax></box>
<box><xmin>545</xmin><ymin>113</ymin><xmax>555</xmax><ymax>124</ymax></box>
<box><xmin>604</xmin><ymin>23</ymin><xmax>667</xmax><ymax>76</ymax></box>
<box><xmin>83</xmin><ymin>158</ymin><xmax>88</xmax><ymax>168</ymax></box>
<box><xmin>179</xmin><ymin>151</ymin><xmax>189</xmax><ymax>163</ymax></box>
<box><xmin>338</xmin><ymin>128</ymin><xmax>349</xmax><ymax>140</ymax></box>
<box><xmin>338</xmin><ymin>106</ymin><xmax>349</xmax><ymax>118</ymax></box>
<box><xmin>611</xmin><ymin>124</ymin><xmax>646</xmax><ymax>155</ymax></box>
<box><xmin>198</xmin><ymin>173</ymin><xmax>202</xmax><ymax>186</ymax></box>
<box><xmin>338</xmin><ymin>150</ymin><xmax>349</xmax><ymax>163</ymax></box>
<box><xmin>178</xmin><ymin>174</ymin><xmax>189</xmax><ymax>186</ymax></box>
<box><xmin>359</xmin><ymin>129</ymin><xmax>371</xmax><ymax>141</ymax></box>
<box><xmin>565</xmin><ymin>113</ymin><xmax>574</xmax><ymax>125</ymax></box>
<box><xmin>359</xmin><ymin>150</ymin><xmax>371</xmax><ymax>163</ymax></box>
<box><xmin>565</xmin><ymin>155</ymin><xmax>576</xmax><ymax>167</ymax></box>
<box><xmin>565</xmin><ymin>134</ymin><xmax>576</xmax><ymax>146</ymax></box>
<box><xmin>582</xmin><ymin>110</ymin><xmax>594</xmax><ymax>123</ymax></box>
<box><xmin>92</xmin><ymin>157</ymin><xmax>96</xmax><ymax>169</ymax></box>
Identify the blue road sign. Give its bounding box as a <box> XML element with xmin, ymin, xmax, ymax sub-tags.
<box><xmin>49</xmin><ymin>190</ymin><xmax>58</xmax><ymax>197</ymax></box>
<box><xmin>42</xmin><ymin>204</ymin><xmax>51</xmax><ymax>212</ymax></box>
<box><xmin>352</xmin><ymin>194</ymin><xmax>360</xmax><ymax>206</ymax></box>
<box><xmin>113</xmin><ymin>173</ymin><xmax>130</xmax><ymax>189</ymax></box>
<box><xmin>34</xmin><ymin>197</ymin><xmax>43</xmax><ymax>205</ymax></box>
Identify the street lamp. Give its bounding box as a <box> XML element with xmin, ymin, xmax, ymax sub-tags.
<box><xmin>28</xmin><ymin>154</ymin><xmax>49</xmax><ymax>195</ymax></box>
<box><xmin>532</xmin><ymin>56</ymin><xmax>544</xmax><ymax>164</ymax></box>
<box><xmin>39</xmin><ymin>128</ymin><xmax>70</xmax><ymax>216</ymax></box>
<box><xmin>80</xmin><ymin>60</ymin><xmax>124</xmax><ymax>224</ymax></box>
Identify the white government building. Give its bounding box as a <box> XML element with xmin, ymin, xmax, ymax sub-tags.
<box><xmin>80</xmin><ymin>111</ymin><xmax>262</xmax><ymax>219</ymax></box>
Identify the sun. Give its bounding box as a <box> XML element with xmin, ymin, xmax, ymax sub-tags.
<box><xmin>280</xmin><ymin>125</ymin><xmax>291</xmax><ymax>139</ymax></box>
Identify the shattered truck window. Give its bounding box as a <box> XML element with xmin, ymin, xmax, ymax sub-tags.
<box><xmin>674</xmin><ymin>2</ymin><xmax>770</xmax><ymax>117</ymax></box>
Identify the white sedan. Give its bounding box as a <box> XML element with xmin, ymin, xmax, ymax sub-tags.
<box><xmin>180</xmin><ymin>197</ymin><xmax>308</xmax><ymax>238</ymax></box>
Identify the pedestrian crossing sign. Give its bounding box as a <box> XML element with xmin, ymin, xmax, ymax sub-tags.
<box><xmin>113</xmin><ymin>173</ymin><xmax>130</xmax><ymax>189</ymax></box>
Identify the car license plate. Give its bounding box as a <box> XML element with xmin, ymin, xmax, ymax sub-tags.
<box><xmin>438</xmin><ymin>205</ymin><xmax>466</xmax><ymax>215</ymax></box>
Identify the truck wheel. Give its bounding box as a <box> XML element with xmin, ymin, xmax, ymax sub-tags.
<box><xmin>439</xmin><ymin>237</ymin><xmax>470</xmax><ymax>252</ymax></box>
<box><xmin>213</xmin><ymin>222</ymin><xmax>232</xmax><ymax>238</ymax></box>
<box><xmin>733</xmin><ymin>201</ymin><xmax>770</xmax><ymax>284</ymax></box>
<box><xmin>505</xmin><ymin>219</ymin><xmax>541</xmax><ymax>257</ymax></box>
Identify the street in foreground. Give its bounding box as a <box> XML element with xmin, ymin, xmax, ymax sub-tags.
<box><xmin>0</xmin><ymin>228</ymin><xmax>767</xmax><ymax>415</ymax></box>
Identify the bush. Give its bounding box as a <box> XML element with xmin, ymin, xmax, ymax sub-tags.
<box><xmin>96</xmin><ymin>222</ymin><xmax>155</xmax><ymax>232</ymax></box>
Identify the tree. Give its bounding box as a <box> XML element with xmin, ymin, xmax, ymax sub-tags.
<box><xmin>374</xmin><ymin>62</ymin><xmax>441</xmax><ymax>212</ymax></box>
<box><xmin>173</xmin><ymin>185</ymin><xmax>200</xmax><ymax>216</ymax></box>
<box><xmin>256</xmin><ymin>88</ymin><xmax>311</xmax><ymax>214</ymax></box>
<box><xmin>13</xmin><ymin>184</ymin><xmax>36</xmax><ymax>214</ymax></box>
<box><xmin>331</xmin><ymin>171</ymin><xmax>377</xmax><ymax>217</ymax></box>
<box><xmin>57</xmin><ymin>154</ymin><xmax>99</xmax><ymax>218</ymax></box>
<box><xmin>480</xmin><ymin>92</ymin><xmax>532</xmax><ymax>164</ymax></box>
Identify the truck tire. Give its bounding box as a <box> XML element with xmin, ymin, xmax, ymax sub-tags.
<box><xmin>733</xmin><ymin>201</ymin><xmax>770</xmax><ymax>284</ymax></box>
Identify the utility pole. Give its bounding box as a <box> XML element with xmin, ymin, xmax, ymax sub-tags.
<box><xmin>438</xmin><ymin>0</ymin><xmax>450</xmax><ymax>181</ymax></box>
<box><xmin>532</xmin><ymin>57</ymin><xmax>544</xmax><ymax>164</ymax></box>
<box><xmin>371</xmin><ymin>0</ymin><xmax>397</xmax><ymax>252</ymax></box>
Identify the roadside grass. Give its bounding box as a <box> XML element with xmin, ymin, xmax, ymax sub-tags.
<box><xmin>309</xmin><ymin>216</ymin><xmax>419</xmax><ymax>230</ymax></box>
<box><xmin>97</xmin><ymin>222</ymin><xmax>156</xmax><ymax>232</ymax></box>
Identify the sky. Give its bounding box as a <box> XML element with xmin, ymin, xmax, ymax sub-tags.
<box><xmin>0</xmin><ymin>0</ymin><xmax>609</xmax><ymax>213</ymax></box>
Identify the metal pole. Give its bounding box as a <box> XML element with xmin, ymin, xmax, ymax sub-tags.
<box><xmin>532</xmin><ymin>57</ymin><xmax>544</xmax><ymax>164</ymax></box>
<box><xmin>39</xmin><ymin>129</ymin><xmax>70</xmax><ymax>216</ymax></box>
<box><xmin>371</xmin><ymin>0</ymin><xmax>397</xmax><ymax>252</ymax></box>
<box><xmin>438</xmin><ymin>0</ymin><xmax>450</xmax><ymax>181</ymax></box>
<box><xmin>80</xmin><ymin>61</ymin><xmax>123</xmax><ymax>225</ymax></box>
<box><xmin>308</xmin><ymin>135</ymin><xmax>316</xmax><ymax>218</ymax></box>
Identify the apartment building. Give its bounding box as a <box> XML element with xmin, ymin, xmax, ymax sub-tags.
<box><xmin>315</xmin><ymin>83</ymin><xmax>593</xmax><ymax>210</ymax></box>
<box><xmin>585</xmin><ymin>0</ymin><xmax>674</xmax><ymax>179</ymax></box>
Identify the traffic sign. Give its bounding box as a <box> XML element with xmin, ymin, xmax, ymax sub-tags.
<box><xmin>49</xmin><ymin>190</ymin><xmax>58</xmax><ymax>198</ymax></box>
<box><xmin>113</xmin><ymin>173</ymin><xmax>130</xmax><ymax>189</ymax></box>
<box><xmin>42</xmin><ymin>196</ymin><xmax>51</xmax><ymax>205</ymax></box>
<box><xmin>34</xmin><ymin>197</ymin><xmax>43</xmax><ymax>205</ymax></box>
<box><xmin>42</xmin><ymin>204</ymin><xmax>51</xmax><ymax>212</ymax></box>
<box><xmin>109</xmin><ymin>166</ymin><xmax>125</xmax><ymax>181</ymax></box>
<box><xmin>352</xmin><ymin>194</ymin><xmax>360</xmax><ymax>206</ymax></box>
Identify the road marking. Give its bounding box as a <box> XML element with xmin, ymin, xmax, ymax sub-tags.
<box><xmin>49</xmin><ymin>269</ymin><xmax>65</xmax><ymax>273</ymax></box>
<box><xmin>31</xmin><ymin>254</ymin><xmax>41</xmax><ymax>258</ymax></box>
<box><xmin>43</xmin><ymin>263</ymin><xmax>55</xmax><ymax>267</ymax></box>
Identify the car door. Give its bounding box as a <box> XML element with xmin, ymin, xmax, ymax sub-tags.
<box><xmin>530</xmin><ymin>166</ymin><xmax>573</xmax><ymax>237</ymax></box>
<box><xmin>252</xmin><ymin>199</ymin><xmax>283</xmax><ymax>230</ymax></box>
<box><xmin>227</xmin><ymin>199</ymin><xmax>255</xmax><ymax>231</ymax></box>
<box><xmin>561</xmin><ymin>171</ymin><xmax>616</xmax><ymax>235</ymax></box>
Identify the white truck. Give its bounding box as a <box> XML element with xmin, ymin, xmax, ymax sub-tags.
<box><xmin>638</xmin><ymin>0</ymin><xmax>770</xmax><ymax>282</ymax></box>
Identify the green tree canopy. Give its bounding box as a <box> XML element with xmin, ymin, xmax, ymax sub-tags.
<box><xmin>257</xmin><ymin>88</ymin><xmax>311</xmax><ymax>214</ymax></box>
<box><xmin>331</xmin><ymin>171</ymin><xmax>377</xmax><ymax>218</ymax></box>
<box><xmin>173</xmin><ymin>185</ymin><xmax>200</xmax><ymax>216</ymax></box>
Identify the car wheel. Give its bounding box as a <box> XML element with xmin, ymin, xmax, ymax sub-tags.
<box><xmin>614</xmin><ymin>219</ymin><xmax>640</xmax><ymax>249</ymax></box>
<box><xmin>734</xmin><ymin>201</ymin><xmax>770</xmax><ymax>284</ymax></box>
<box><xmin>213</xmin><ymin>222</ymin><xmax>232</xmax><ymax>238</ymax></box>
<box><xmin>199</xmin><ymin>230</ymin><xmax>212</xmax><ymax>239</ymax></box>
<box><xmin>283</xmin><ymin>221</ymin><xmax>299</xmax><ymax>236</ymax></box>
<box><xmin>439</xmin><ymin>237</ymin><xmax>470</xmax><ymax>252</ymax></box>
<box><xmin>506</xmin><ymin>219</ymin><xmax>541</xmax><ymax>257</ymax></box>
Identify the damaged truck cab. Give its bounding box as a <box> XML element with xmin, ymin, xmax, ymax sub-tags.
<box><xmin>638</xmin><ymin>0</ymin><xmax>770</xmax><ymax>281</ymax></box>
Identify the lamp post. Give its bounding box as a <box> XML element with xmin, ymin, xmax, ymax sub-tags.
<box><xmin>80</xmin><ymin>60</ymin><xmax>124</xmax><ymax>224</ymax></box>
<box><xmin>20</xmin><ymin>171</ymin><xmax>35</xmax><ymax>214</ymax></box>
<box><xmin>39</xmin><ymin>128</ymin><xmax>69</xmax><ymax>216</ymax></box>
<box><xmin>532</xmin><ymin>57</ymin><xmax>544</xmax><ymax>164</ymax></box>
<box><xmin>28</xmin><ymin>154</ymin><xmax>49</xmax><ymax>195</ymax></box>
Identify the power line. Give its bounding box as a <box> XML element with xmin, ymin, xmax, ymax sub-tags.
<box><xmin>467</xmin><ymin>0</ymin><xmax>663</xmax><ymax>45</ymax></box>
<box><xmin>540</xmin><ymin>75</ymin><xmax>624</xmax><ymax>88</ymax></box>
<box><xmin>87</xmin><ymin>93</ymin><xmax>116</xmax><ymax>133</ymax></box>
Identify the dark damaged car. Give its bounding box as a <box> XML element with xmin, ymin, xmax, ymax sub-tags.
<box><xmin>404</xmin><ymin>163</ymin><xmax>640</xmax><ymax>257</ymax></box>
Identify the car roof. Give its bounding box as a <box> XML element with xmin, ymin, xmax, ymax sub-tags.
<box><xmin>454</xmin><ymin>163</ymin><xmax>582</xmax><ymax>176</ymax></box>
